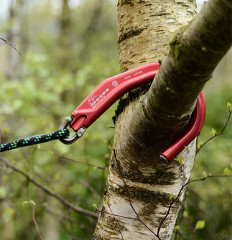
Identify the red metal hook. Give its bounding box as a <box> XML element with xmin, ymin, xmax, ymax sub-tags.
<box><xmin>160</xmin><ymin>92</ymin><xmax>206</xmax><ymax>162</ymax></box>
<box><xmin>60</xmin><ymin>62</ymin><xmax>206</xmax><ymax>162</ymax></box>
<box><xmin>70</xmin><ymin>63</ymin><xmax>160</xmax><ymax>131</ymax></box>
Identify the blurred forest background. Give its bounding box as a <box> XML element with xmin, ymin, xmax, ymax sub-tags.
<box><xmin>0</xmin><ymin>0</ymin><xmax>231</xmax><ymax>239</ymax></box>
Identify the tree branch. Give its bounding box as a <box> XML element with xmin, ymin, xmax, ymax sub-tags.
<box><xmin>0</xmin><ymin>156</ymin><xmax>98</xmax><ymax>218</ymax></box>
<box><xmin>34</xmin><ymin>146</ymin><xmax>108</xmax><ymax>170</ymax></box>
<box><xmin>157</xmin><ymin>173</ymin><xmax>232</xmax><ymax>235</ymax></box>
<box><xmin>197</xmin><ymin>108</ymin><xmax>232</xmax><ymax>153</ymax></box>
<box><xmin>0</xmin><ymin>37</ymin><xmax>21</xmax><ymax>55</ymax></box>
<box><xmin>24</xmin><ymin>201</ymin><xmax>43</xmax><ymax>240</ymax></box>
<box><xmin>148</xmin><ymin>0</ymin><xmax>232</xmax><ymax>125</ymax></box>
<box><xmin>41</xmin><ymin>205</ymin><xmax>94</xmax><ymax>231</ymax></box>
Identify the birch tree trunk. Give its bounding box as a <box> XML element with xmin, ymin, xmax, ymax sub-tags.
<box><xmin>58</xmin><ymin>0</ymin><xmax>72</xmax><ymax>70</ymax></box>
<box><xmin>94</xmin><ymin>0</ymin><xmax>232</xmax><ymax>239</ymax></box>
<box><xmin>43</xmin><ymin>197</ymin><xmax>61</xmax><ymax>240</ymax></box>
<box><xmin>6</xmin><ymin>0</ymin><xmax>24</xmax><ymax>80</ymax></box>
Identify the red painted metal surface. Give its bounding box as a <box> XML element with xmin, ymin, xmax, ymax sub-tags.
<box><xmin>70</xmin><ymin>62</ymin><xmax>160</xmax><ymax>131</ymax></box>
<box><xmin>160</xmin><ymin>92</ymin><xmax>206</xmax><ymax>162</ymax></box>
<box><xmin>69</xmin><ymin>62</ymin><xmax>206</xmax><ymax>162</ymax></box>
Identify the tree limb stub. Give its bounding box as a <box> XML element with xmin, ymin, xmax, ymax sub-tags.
<box><xmin>118</xmin><ymin>0</ymin><xmax>232</xmax><ymax>161</ymax></box>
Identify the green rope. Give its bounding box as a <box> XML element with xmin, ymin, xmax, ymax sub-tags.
<box><xmin>0</xmin><ymin>129</ymin><xmax>69</xmax><ymax>153</ymax></box>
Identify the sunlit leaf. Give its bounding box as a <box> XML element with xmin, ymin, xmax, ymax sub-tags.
<box><xmin>202</xmin><ymin>171</ymin><xmax>207</xmax><ymax>178</ymax></box>
<box><xmin>104</xmin><ymin>198</ymin><xmax>109</xmax><ymax>204</ymax></box>
<box><xmin>210</xmin><ymin>128</ymin><xmax>216</xmax><ymax>136</ymax></box>
<box><xmin>197</xmin><ymin>141</ymin><xmax>204</xmax><ymax>149</ymax></box>
<box><xmin>174</xmin><ymin>225</ymin><xmax>180</xmax><ymax>231</ymax></box>
<box><xmin>92</xmin><ymin>203</ymin><xmax>98</xmax><ymax>211</ymax></box>
<box><xmin>183</xmin><ymin>210</ymin><xmax>189</xmax><ymax>218</ymax></box>
<box><xmin>175</xmin><ymin>156</ymin><xmax>184</xmax><ymax>164</ymax></box>
<box><xmin>224</xmin><ymin>167</ymin><xmax>231</xmax><ymax>175</ymax></box>
<box><xmin>195</xmin><ymin>220</ymin><xmax>205</xmax><ymax>230</ymax></box>
<box><xmin>227</xmin><ymin>102</ymin><xmax>232</xmax><ymax>111</ymax></box>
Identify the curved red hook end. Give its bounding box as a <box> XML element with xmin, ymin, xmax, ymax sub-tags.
<box><xmin>160</xmin><ymin>92</ymin><xmax>206</xmax><ymax>163</ymax></box>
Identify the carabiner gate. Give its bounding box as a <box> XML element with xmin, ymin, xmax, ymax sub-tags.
<box><xmin>59</xmin><ymin>117</ymin><xmax>86</xmax><ymax>144</ymax></box>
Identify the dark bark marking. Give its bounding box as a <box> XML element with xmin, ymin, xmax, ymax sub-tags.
<box><xmin>111</xmin><ymin>184</ymin><xmax>173</xmax><ymax>207</ymax></box>
<box><xmin>125</xmin><ymin>168</ymin><xmax>176</xmax><ymax>185</ymax></box>
<box><xmin>150</xmin><ymin>12</ymin><xmax>170</xmax><ymax>17</ymax></box>
<box><xmin>118</xmin><ymin>27</ymin><xmax>145</xmax><ymax>44</ymax></box>
<box><xmin>112</xmin><ymin>84</ymin><xmax>151</xmax><ymax>123</ymax></box>
<box><xmin>120</xmin><ymin>0</ymin><xmax>134</xmax><ymax>6</ymax></box>
<box><xmin>111</xmin><ymin>156</ymin><xmax>177</xmax><ymax>185</ymax></box>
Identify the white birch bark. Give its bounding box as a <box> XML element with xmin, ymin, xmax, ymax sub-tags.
<box><xmin>94</xmin><ymin>1</ymin><xmax>198</xmax><ymax>239</ymax></box>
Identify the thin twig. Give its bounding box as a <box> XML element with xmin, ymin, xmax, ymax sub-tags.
<box><xmin>74</xmin><ymin>179</ymin><xmax>101</xmax><ymax>200</ymax></box>
<box><xmin>0</xmin><ymin>37</ymin><xmax>21</xmax><ymax>56</ymax></box>
<box><xmin>109</xmin><ymin>142</ymin><xmax>161</xmax><ymax>240</ymax></box>
<box><xmin>41</xmin><ymin>205</ymin><xmax>94</xmax><ymax>231</ymax></box>
<box><xmin>197</xmin><ymin>109</ymin><xmax>232</xmax><ymax>153</ymax></box>
<box><xmin>31</xmin><ymin>203</ymin><xmax>43</xmax><ymax>240</ymax></box>
<box><xmin>98</xmin><ymin>209</ymin><xmax>139</xmax><ymax>220</ymax></box>
<box><xmin>24</xmin><ymin>201</ymin><xmax>43</xmax><ymax>240</ymax></box>
<box><xmin>0</xmin><ymin>156</ymin><xmax>98</xmax><ymax>218</ymax></box>
<box><xmin>34</xmin><ymin>146</ymin><xmax>108</xmax><ymax>170</ymax></box>
<box><xmin>107</xmin><ymin>200</ymin><xmax>125</xmax><ymax>240</ymax></box>
<box><xmin>157</xmin><ymin>174</ymin><xmax>232</xmax><ymax>236</ymax></box>
<box><xmin>173</xmin><ymin>230</ymin><xmax>188</xmax><ymax>240</ymax></box>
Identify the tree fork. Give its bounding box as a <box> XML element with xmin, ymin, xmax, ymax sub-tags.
<box><xmin>94</xmin><ymin>0</ymin><xmax>232</xmax><ymax>239</ymax></box>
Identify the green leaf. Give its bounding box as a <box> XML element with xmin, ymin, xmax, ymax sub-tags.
<box><xmin>29</xmin><ymin>200</ymin><xmax>36</xmax><ymax>207</ymax></box>
<box><xmin>195</xmin><ymin>220</ymin><xmax>205</xmax><ymax>230</ymax></box>
<box><xmin>183</xmin><ymin>210</ymin><xmax>189</xmax><ymax>218</ymax></box>
<box><xmin>224</xmin><ymin>167</ymin><xmax>231</xmax><ymax>175</ymax></box>
<box><xmin>23</xmin><ymin>201</ymin><xmax>29</xmax><ymax>207</ymax></box>
<box><xmin>92</xmin><ymin>203</ymin><xmax>98</xmax><ymax>210</ymax></box>
<box><xmin>104</xmin><ymin>198</ymin><xmax>109</xmax><ymax>204</ymax></box>
<box><xmin>169</xmin><ymin>193</ymin><xmax>174</xmax><ymax>200</ymax></box>
<box><xmin>174</xmin><ymin>225</ymin><xmax>180</xmax><ymax>231</ymax></box>
<box><xmin>210</xmin><ymin>128</ymin><xmax>216</xmax><ymax>136</ymax></box>
<box><xmin>175</xmin><ymin>156</ymin><xmax>184</xmax><ymax>164</ymax></box>
<box><xmin>197</xmin><ymin>141</ymin><xmax>204</xmax><ymax>149</ymax></box>
<box><xmin>23</xmin><ymin>200</ymin><xmax>36</xmax><ymax>207</ymax></box>
<box><xmin>227</xmin><ymin>102</ymin><xmax>232</xmax><ymax>111</ymax></box>
<box><xmin>202</xmin><ymin>171</ymin><xmax>207</xmax><ymax>178</ymax></box>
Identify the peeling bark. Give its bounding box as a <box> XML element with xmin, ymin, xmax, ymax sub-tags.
<box><xmin>94</xmin><ymin>0</ymin><xmax>232</xmax><ymax>239</ymax></box>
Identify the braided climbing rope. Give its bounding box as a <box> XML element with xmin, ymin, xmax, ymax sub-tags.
<box><xmin>0</xmin><ymin>129</ymin><xmax>69</xmax><ymax>152</ymax></box>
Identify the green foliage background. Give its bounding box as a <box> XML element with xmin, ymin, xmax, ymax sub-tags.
<box><xmin>0</xmin><ymin>1</ymin><xmax>231</xmax><ymax>239</ymax></box>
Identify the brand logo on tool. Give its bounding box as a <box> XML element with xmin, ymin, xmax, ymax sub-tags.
<box><xmin>88</xmin><ymin>88</ymin><xmax>110</xmax><ymax>108</ymax></box>
<box><xmin>112</xmin><ymin>81</ymin><xmax>118</xmax><ymax>87</ymax></box>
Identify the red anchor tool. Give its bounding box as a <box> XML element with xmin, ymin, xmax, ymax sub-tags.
<box><xmin>59</xmin><ymin>62</ymin><xmax>206</xmax><ymax>162</ymax></box>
